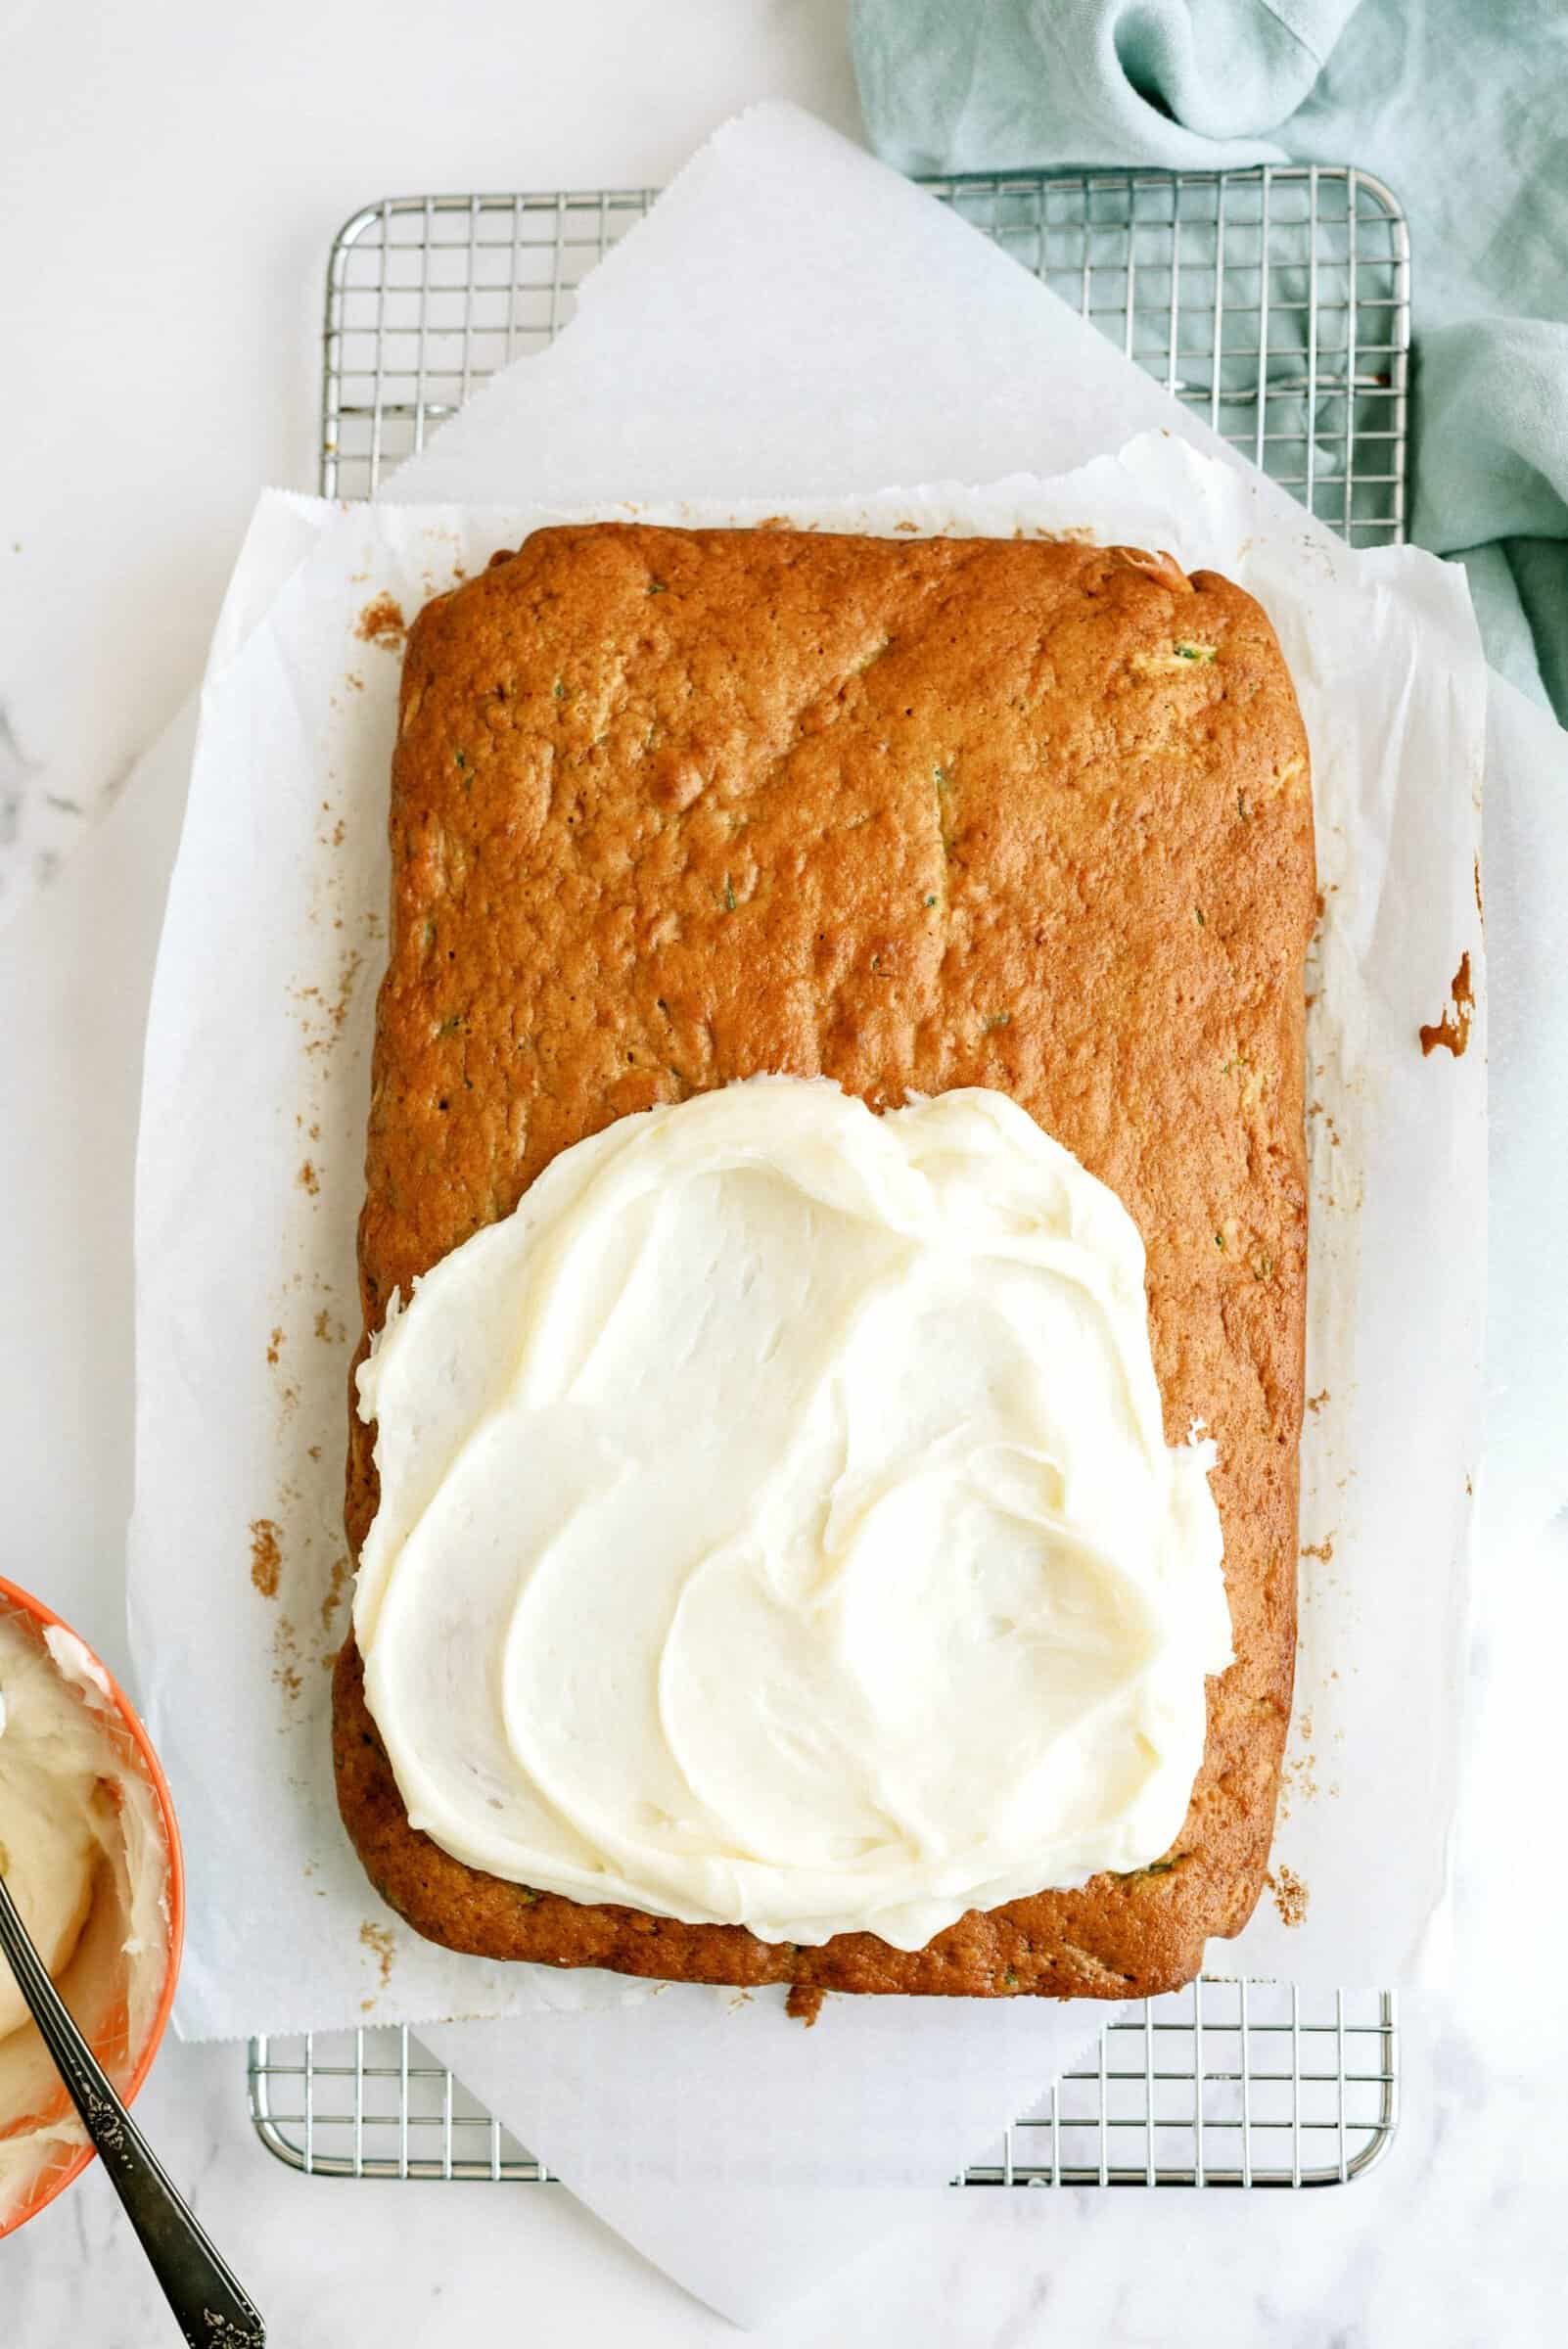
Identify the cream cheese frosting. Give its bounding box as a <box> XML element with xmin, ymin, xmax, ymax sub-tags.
<box><xmin>0</xmin><ymin>1625</ymin><xmax>113</xmax><ymax>2044</ymax></box>
<box><xmin>354</xmin><ymin>1079</ymin><xmax>1231</xmax><ymax>1951</ymax></box>
<box><xmin>0</xmin><ymin>1608</ymin><xmax>170</xmax><ymax>2224</ymax></box>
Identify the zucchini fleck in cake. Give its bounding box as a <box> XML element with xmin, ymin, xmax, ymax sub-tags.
<box><xmin>334</xmin><ymin>524</ymin><xmax>1315</xmax><ymax>2000</ymax></box>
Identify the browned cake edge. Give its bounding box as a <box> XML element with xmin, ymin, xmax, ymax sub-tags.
<box><xmin>333</xmin><ymin>523</ymin><xmax>1314</xmax><ymax>2001</ymax></box>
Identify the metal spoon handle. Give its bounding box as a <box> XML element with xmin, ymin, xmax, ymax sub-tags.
<box><xmin>0</xmin><ymin>1874</ymin><xmax>263</xmax><ymax>2345</ymax></box>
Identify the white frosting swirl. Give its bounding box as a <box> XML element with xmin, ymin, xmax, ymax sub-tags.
<box><xmin>355</xmin><ymin>1079</ymin><xmax>1230</xmax><ymax>1951</ymax></box>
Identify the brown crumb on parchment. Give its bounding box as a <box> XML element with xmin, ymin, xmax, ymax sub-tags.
<box><xmin>1419</xmin><ymin>951</ymin><xmax>1474</xmax><ymax>1058</ymax></box>
<box><xmin>250</xmin><ymin>1518</ymin><xmax>282</xmax><ymax>1598</ymax></box>
<box><xmin>298</xmin><ymin>1160</ymin><xmax>320</xmax><ymax>1195</ymax></box>
<box><xmin>1306</xmin><ymin>1390</ymin><xmax>1329</xmax><ymax>1414</ymax></box>
<box><xmin>293</xmin><ymin>947</ymin><xmax>365</xmax><ymax>1061</ymax></box>
<box><xmin>1308</xmin><ymin>1097</ymin><xmax>1342</xmax><ymax>1148</ymax></box>
<box><xmin>1474</xmin><ymin>857</ymin><xmax>1484</xmax><ymax>924</ymax></box>
<box><xmin>1267</xmin><ymin>1866</ymin><xmax>1310</xmax><ymax>1928</ymax></box>
<box><xmin>313</xmin><ymin>1309</ymin><xmax>346</xmax><ymax>1344</ymax></box>
<box><xmin>321</xmin><ymin>1556</ymin><xmax>350</xmax><ymax>1636</ymax></box>
<box><xmin>1300</xmin><ymin>1537</ymin><xmax>1334</xmax><ymax>1563</ymax></box>
<box><xmin>785</xmin><ymin>1984</ymin><xmax>825</xmax><ymax>2028</ymax></box>
<box><xmin>272</xmin><ymin>1614</ymin><xmax>301</xmax><ymax>1701</ymax></box>
<box><xmin>326</xmin><ymin>950</ymin><xmax>364</xmax><ymax>1039</ymax></box>
<box><xmin>355</xmin><ymin>594</ymin><xmax>406</xmax><ymax>650</ymax></box>
<box><xmin>359</xmin><ymin>1920</ymin><xmax>396</xmax><ymax>1989</ymax></box>
<box><xmin>265</xmin><ymin>1326</ymin><xmax>284</xmax><ymax>1366</ymax></box>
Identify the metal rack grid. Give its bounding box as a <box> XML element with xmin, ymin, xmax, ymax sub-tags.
<box><xmin>320</xmin><ymin>163</ymin><xmax>1409</xmax><ymax>543</ymax></box>
<box><xmin>250</xmin><ymin>1984</ymin><xmax>1397</xmax><ymax>2188</ymax></box>
<box><xmin>266</xmin><ymin>163</ymin><xmax>1411</xmax><ymax>2192</ymax></box>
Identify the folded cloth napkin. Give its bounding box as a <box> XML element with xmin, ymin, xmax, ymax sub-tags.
<box><xmin>852</xmin><ymin>0</ymin><xmax>1568</xmax><ymax>719</ymax></box>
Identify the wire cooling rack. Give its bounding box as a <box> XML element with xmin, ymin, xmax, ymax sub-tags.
<box><xmin>259</xmin><ymin>163</ymin><xmax>1410</xmax><ymax>2192</ymax></box>
<box><xmin>250</xmin><ymin>1983</ymin><xmax>1397</xmax><ymax>2188</ymax></box>
<box><xmin>319</xmin><ymin>163</ymin><xmax>1409</xmax><ymax>540</ymax></box>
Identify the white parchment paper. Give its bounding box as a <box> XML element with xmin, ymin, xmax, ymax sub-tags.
<box><xmin>129</xmin><ymin>451</ymin><xmax>1484</xmax><ymax>2010</ymax></box>
<box><xmin>125</xmin><ymin>106</ymin><xmax>1485</xmax><ymax>2302</ymax></box>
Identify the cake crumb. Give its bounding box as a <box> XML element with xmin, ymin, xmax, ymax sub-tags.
<box><xmin>359</xmin><ymin>1920</ymin><xmax>396</xmax><ymax>1988</ymax></box>
<box><xmin>272</xmin><ymin>1613</ymin><xmax>301</xmax><ymax>1701</ymax></box>
<box><xmin>321</xmin><ymin>1556</ymin><xmax>350</xmax><ymax>1635</ymax></box>
<box><xmin>1419</xmin><ymin>952</ymin><xmax>1474</xmax><ymax>1058</ymax></box>
<box><xmin>1300</xmin><ymin>1537</ymin><xmax>1334</xmax><ymax>1563</ymax></box>
<box><xmin>1306</xmin><ymin>1390</ymin><xmax>1328</xmax><ymax>1414</ymax></box>
<box><xmin>299</xmin><ymin>1160</ymin><xmax>320</xmax><ymax>1195</ymax></box>
<box><xmin>265</xmin><ymin>1326</ymin><xmax>284</xmax><ymax>1366</ymax></box>
<box><xmin>355</xmin><ymin>594</ymin><xmax>406</xmax><ymax>650</ymax></box>
<box><xmin>327</xmin><ymin>949</ymin><xmax>364</xmax><ymax>1036</ymax></box>
<box><xmin>1268</xmin><ymin>1866</ymin><xmax>1310</xmax><ymax>1928</ymax></box>
<box><xmin>296</xmin><ymin>946</ymin><xmax>365</xmax><ymax>1059</ymax></box>
<box><xmin>785</xmin><ymin>1983</ymin><xmax>825</xmax><ymax>2028</ymax></box>
<box><xmin>250</xmin><ymin>1518</ymin><xmax>282</xmax><ymax>1598</ymax></box>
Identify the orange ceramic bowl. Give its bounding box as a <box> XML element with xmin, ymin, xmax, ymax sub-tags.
<box><xmin>0</xmin><ymin>1576</ymin><xmax>184</xmax><ymax>2238</ymax></box>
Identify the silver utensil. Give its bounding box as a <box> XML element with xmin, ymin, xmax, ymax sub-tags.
<box><xmin>0</xmin><ymin>1869</ymin><xmax>263</xmax><ymax>2344</ymax></box>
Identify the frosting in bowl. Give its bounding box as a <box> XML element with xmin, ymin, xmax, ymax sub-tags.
<box><xmin>355</xmin><ymin>1078</ymin><xmax>1230</xmax><ymax>1950</ymax></box>
<box><xmin>0</xmin><ymin>1607</ymin><xmax>171</xmax><ymax>2228</ymax></box>
<box><xmin>0</xmin><ymin>1640</ymin><xmax>103</xmax><ymax>2042</ymax></box>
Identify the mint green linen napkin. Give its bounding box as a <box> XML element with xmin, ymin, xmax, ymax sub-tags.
<box><xmin>853</xmin><ymin>0</ymin><xmax>1568</xmax><ymax>717</ymax></box>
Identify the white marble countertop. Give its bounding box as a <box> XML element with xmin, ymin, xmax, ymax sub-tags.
<box><xmin>1</xmin><ymin>1</ymin><xmax>1563</xmax><ymax>2338</ymax></box>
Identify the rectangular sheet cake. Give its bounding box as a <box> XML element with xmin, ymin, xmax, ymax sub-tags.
<box><xmin>334</xmin><ymin>523</ymin><xmax>1315</xmax><ymax>1999</ymax></box>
